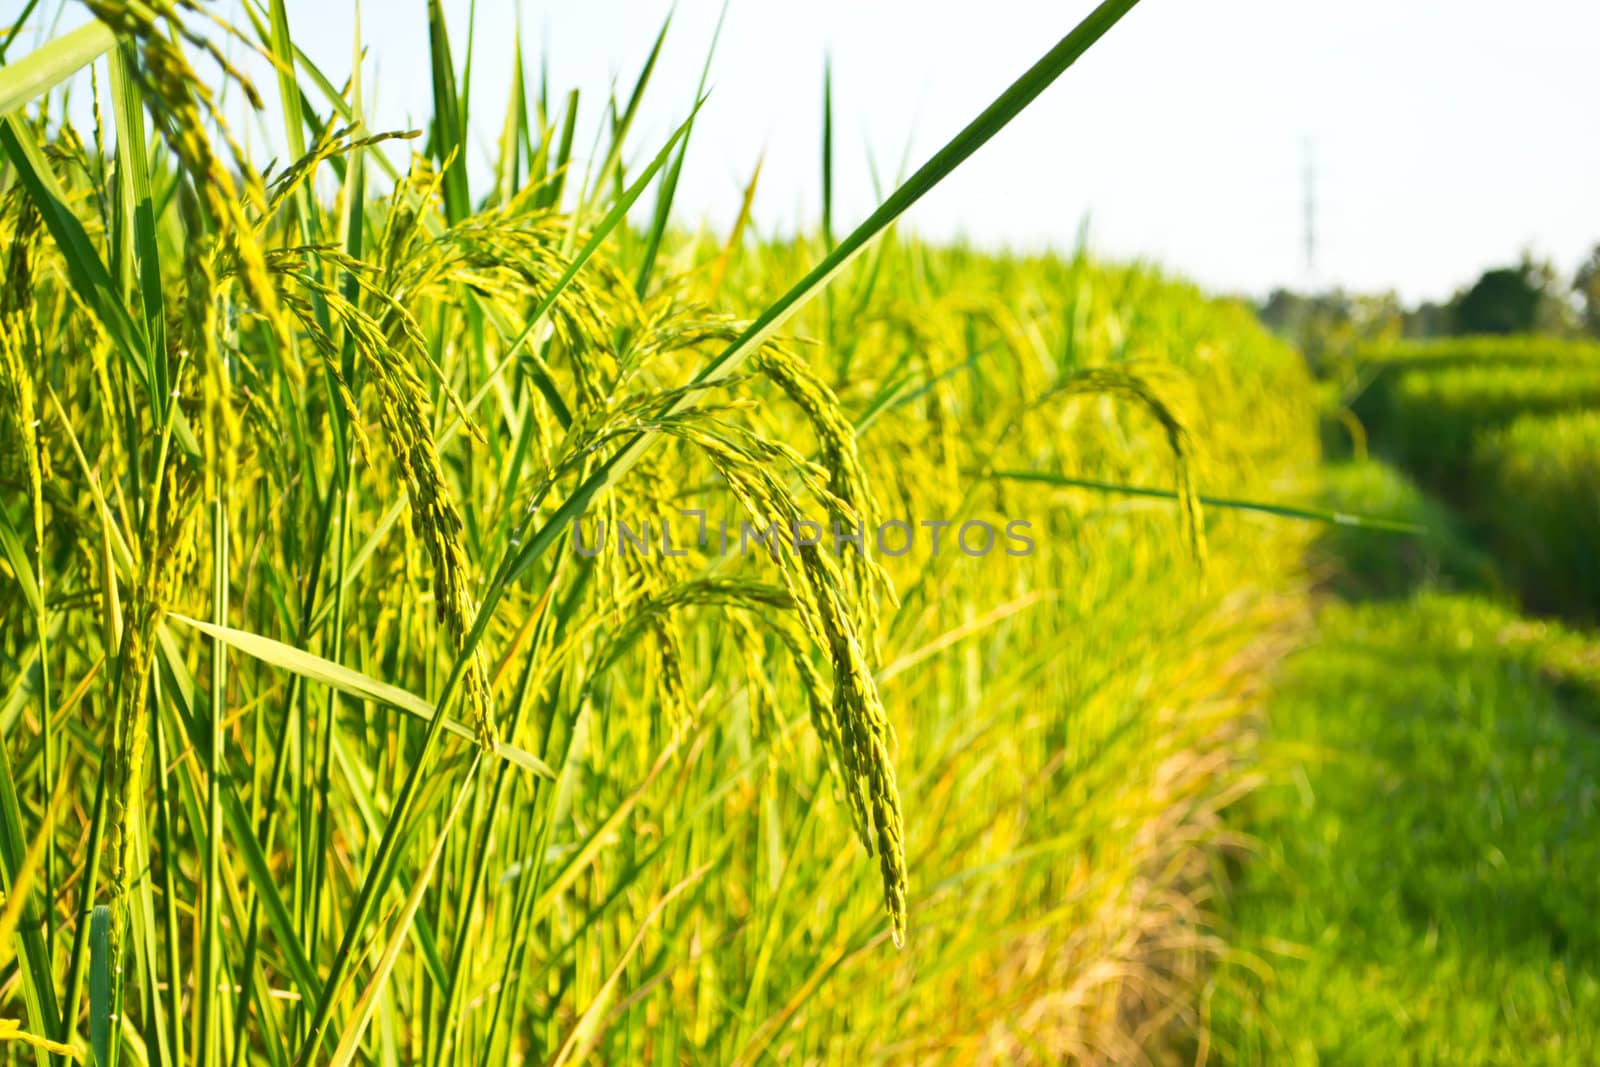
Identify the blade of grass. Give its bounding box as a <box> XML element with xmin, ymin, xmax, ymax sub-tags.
<box><xmin>985</xmin><ymin>470</ymin><xmax>1425</xmax><ymax>533</ymax></box>
<box><xmin>107</xmin><ymin>42</ymin><xmax>168</xmax><ymax>419</ymax></box>
<box><xmin>705</xmin><ymin>152</ymin><xmax>762</xmax><ymax>302</ymax></box>
<box><xmin>493</xmin><ymin>30</ymin><xmax>527</xmax><ymax>204</ymax></box>
<box><xmin>539</xmin><ymin>89</ymin><xmax>579</xmax><ymax>211</ymax></box>
<box><xmin>0</xmin><ymin>19</ymin><xmax>114</xmax><ymax>117</ymax></box>
<box><xmin>575</xmin><ymin>10</ymin><xmax>671</xmax><ymax>217</ymax></box>
<box><xmin>821</xmin><ymin>55</ymin><xmax>834</xmax><ymax>252</ymax></box>
<box><xmin>633</xmin><ymin>0</ymin><xmax>728</xmax><ymax>297</ymax></box>
<box><xmin>163</xmin><ymin>614</ymin><xmax>555</xmax><ymax>778</ymax></box>
<box><xmin>0</xmin><ymin>0</ymin><xmax>46</xmax><ymax>62</ymax></box>
<box><xmin>0</xmin><ymin>505</ymin><xmax>43</xmax><ymax>616</ymax></box>
<box><xmin>89</xmin><ymin>906</ymin><xmax>112</xmax><ymax>1067</ymax></box>
<box><xmin>195</xmin><ymin>496</ymin><xmax>229</xmax><ymax>1067</ymax></box>
<box><xmin>267</xmin><ymin>0</ymin><xmax>309</xmax><ymax>161</ymax></box>
<box><xmin>425</xmin><ymin>0</ymin><xmax>471</xmax><ymax>223</ymax></box>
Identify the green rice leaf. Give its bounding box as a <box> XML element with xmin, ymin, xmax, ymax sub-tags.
<box><xmin>165</xmin><ymin>613</ymin><xmax>554</xmax><ymax>778</ymax></box>
<box><xmin>89</xmin><ymin>905</ymin><xmax>113</xmax><ymax>1067</ymax></box>
<box><xmin>987</xmin><ymin>470</ymin><xmax>1425</xmax><ymax>533</ymax></box>
<box><xmin>0</xmin><ymin>20</ymin><xmax>114</xmax><ymax>118</ymax></box>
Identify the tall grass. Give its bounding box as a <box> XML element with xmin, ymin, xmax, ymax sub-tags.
<box><xmin>0</xmin><ymin>2</ymin><xmax>1325</xmax><ymax>1062</ymax></box>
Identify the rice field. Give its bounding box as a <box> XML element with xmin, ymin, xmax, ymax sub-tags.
<box><xmin>0</xmin><ymin>2</ymin><xmax>1335</xmax><ymax>1063</ymax></box>
<box><xmin>4</xmin><ymin>3</ymin><xmax>1598</xmax><ymax>1066</ymax></box>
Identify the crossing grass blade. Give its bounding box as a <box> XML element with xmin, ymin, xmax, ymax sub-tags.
<box><xmin>0</xmin><ymin>19</ymin><xmax>114</xmax><ymax>117</ymax></box>
<box><xmin>164</xmin><ymin>614</ymin><xmax>555</xmax><ymax>778</ymax></box>
<box><xmin>987</xmin><ymin>470</ymin><xmax>1427</xmax><ymax>533</ymax></box>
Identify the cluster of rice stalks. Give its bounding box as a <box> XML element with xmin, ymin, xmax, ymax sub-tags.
<box><xmin>0</xmin><ymin>1</ymin><xmax>1321</xmax><ymax>1063</ymax></box>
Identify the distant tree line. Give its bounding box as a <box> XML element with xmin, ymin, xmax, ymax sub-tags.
<box><xmin>1258</xmin><ymin>245</ymin><xmax>1600</xmax><ymax>366</ymax></box>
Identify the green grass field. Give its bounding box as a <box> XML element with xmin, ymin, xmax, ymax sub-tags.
<box><xmin>1213</xmin><ymin>589</ymin><xmax>1600</xmax><ymax>1065</ymax></box>
<box><xmin>1209</xmin><ymin>454</ymin><xmax>1600</xmax><ymax>1064</ymax></box>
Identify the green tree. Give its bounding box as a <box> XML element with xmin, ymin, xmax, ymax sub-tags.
<box><xmin>1575</xmin><ymin>245</ymin><xmax>1600</xmax><ymax>337</ymax></box>
<box><xmin>1452</xmin><ymin>263</ymin><xmax>1543</xmax><ymax>335</ymax></box>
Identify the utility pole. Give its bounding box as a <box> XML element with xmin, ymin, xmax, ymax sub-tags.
<box><xmin>1303</xmin><ymin>138</ymin><xmax>1318</xmax><ymax>288</ymax></box>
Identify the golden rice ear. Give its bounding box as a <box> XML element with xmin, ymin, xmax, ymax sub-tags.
<box><xmin>369</xmin><ymin>352</ymin><xmax>497</xmax><ymax>751</ymax></box>
<box><xmin>1048</xmin><ymin>363</ymin><xmax>1210</xmax><ymax>572</ymax></box>
<box><xmin>0</xmin><ymin>202</ymin><xmax>47</xmax><ymax>545</ymax></box>
<box><xmin>82</xmin><ymin>2</ymin><xmax>290</xmax><ymax>359</ymax></box>
<box><xmin>631</xmin><ymin>406</ymin><xmax>908</xmax><ymax>945</ymax></box>
<box><xmin>0</xmin><ymin>329</ymin><xmax>48</xmax><ymax>553</ymax></box>
<box><xmin>104</xmin><ymin>457</ymin><xmax>202</xmax><ymax>1005</ymax></box>
<box><xmin>377</xmin><ymin>199</ymin><xmax>632</xmax><ymax>418</ymax></box>
<box><xmin>623</xmin><ymin>300</ymin><xmax>896</xmax><ymax>639</ymax></box>
<box><xmin>753</xmin><ymin>340</ymin><xmax>897</xmax><ymax>615</ymax></box>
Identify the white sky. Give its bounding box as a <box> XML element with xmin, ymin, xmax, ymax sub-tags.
<box><xmin>20</xmin><ymin>0</ymin><xmax>1600</xmax><ymax>303</ymax></box>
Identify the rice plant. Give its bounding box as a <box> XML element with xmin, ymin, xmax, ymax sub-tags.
<box><xmin>0</xmin><ymin>1</ymin><xmax>1331</xmax><ymax>1063</ymax></box>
